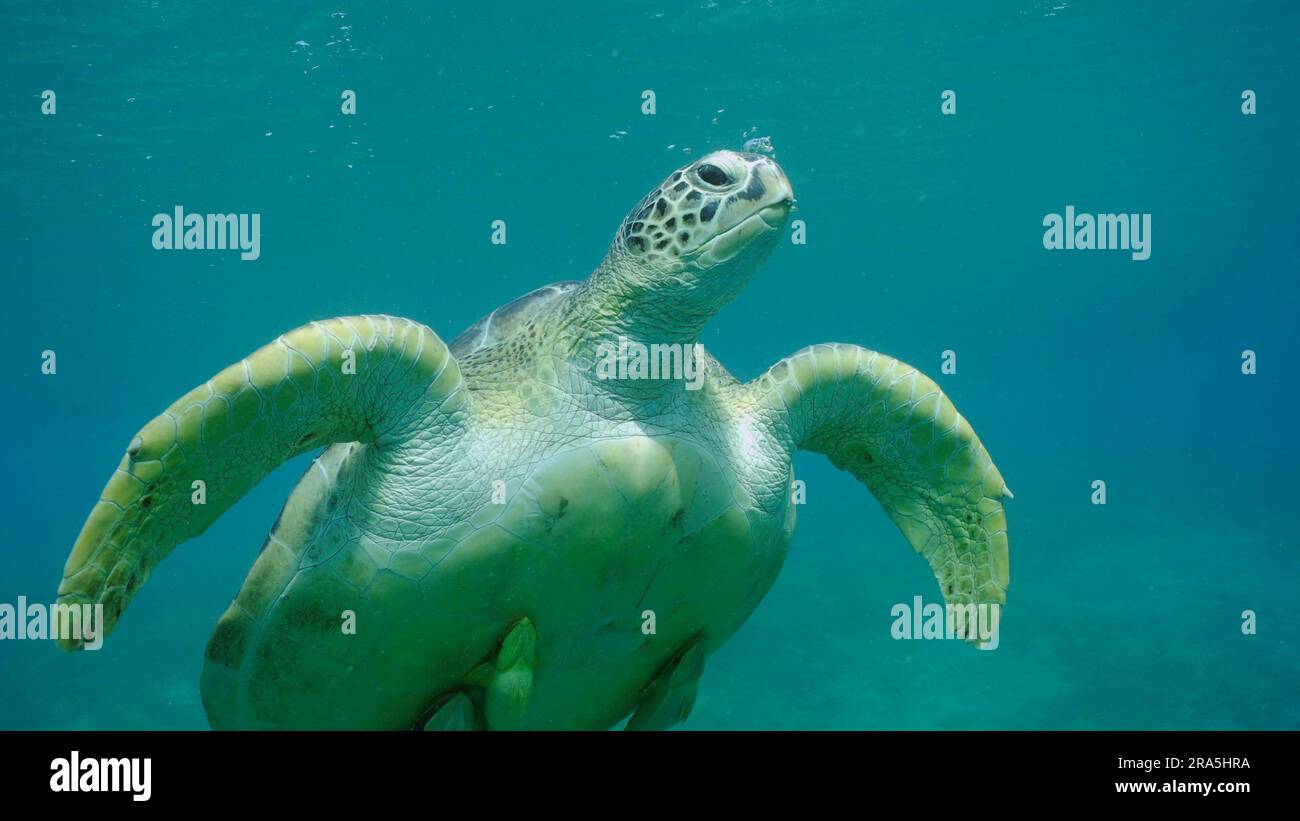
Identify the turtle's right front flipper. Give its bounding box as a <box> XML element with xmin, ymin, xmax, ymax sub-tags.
<box><xmin>56</xmin><ymin>315</ymin><xmax>466</xmax><ymax>649</ymax></box>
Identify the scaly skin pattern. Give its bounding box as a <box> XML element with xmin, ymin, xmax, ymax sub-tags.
<box><xmin>56</xmin><ymin>150</ymin><xmax>1011</xmax><ymax>729</ymax></box>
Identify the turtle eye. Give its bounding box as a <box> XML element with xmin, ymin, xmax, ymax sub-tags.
<box><xmin>696</xmin><ymin>163</ymin><xmax>730</xmax><ymax>186</ymax></box>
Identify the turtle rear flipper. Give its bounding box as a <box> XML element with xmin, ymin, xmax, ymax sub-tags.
<box><xmin>421</xmin><ymin>692</ymin><xmax>479</xmax><ymax>731</ymax></box>
<box><xmin>626</xmin><ymin>639</ymin><xmax>707</xmax><ymax>731</ymax></box>
<box><xmin>55</xmin><ymin>315</ymin><xmax>466</xmax><ymax>649</ymax></box>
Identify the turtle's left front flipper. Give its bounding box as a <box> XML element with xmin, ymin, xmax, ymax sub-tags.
<box><xmin>743</xmin><ymin>344</ymin><xmax>1011</xmax><ymax>640</ymax></box>
<box><xmin>56</xmin><ymin>316</ymin><xmax>466</xmax><ymax>649</ymax></box>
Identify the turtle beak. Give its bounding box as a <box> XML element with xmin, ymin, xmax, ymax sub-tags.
<box><xmin>765</xmin><ymin>159</ymin><xmax>795</xmax><ymax>203</ymax></box>
<box><xmin>758</xmin><ymin>200</ymin><xmax>791</xmax><ymax>229</ymax></box>
<box><xmin>753</xmin><ymin>157</ymin><xmax>794</xmax><ymax>227</ymax></box>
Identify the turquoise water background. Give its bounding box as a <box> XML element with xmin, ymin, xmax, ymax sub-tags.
<box><xmin>2</xmin><ymin>1</ymin><xmax>1297</xmax><ymax>729</ymax></box>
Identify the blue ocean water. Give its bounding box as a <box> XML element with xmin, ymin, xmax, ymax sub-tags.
<box><xmin>1</xmin><ymin>1</ymin><xmax>1296</xmax><ymax>729</ymax></box>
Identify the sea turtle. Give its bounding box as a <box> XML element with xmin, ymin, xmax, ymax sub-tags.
<box><xmin>55</xmin><ymin>149</ymin><xmax>1012</xmax><ymax>730</ymax></box>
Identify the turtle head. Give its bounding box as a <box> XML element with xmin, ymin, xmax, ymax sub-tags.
<box><xmin>614</xmin><ymin>150</ymin><xmax>793</xmax><ymax>287</ymax></box>
<box><xmin>590</xmin><ymin>150</ymin><xmax>794</xmax><ymax>342</ymax></box>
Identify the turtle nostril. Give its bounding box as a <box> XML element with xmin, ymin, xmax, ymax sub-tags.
<box><xmin>697</xmin><ymin>163</ymin><xmax>729</xmax><ymax>186</ymax></box>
